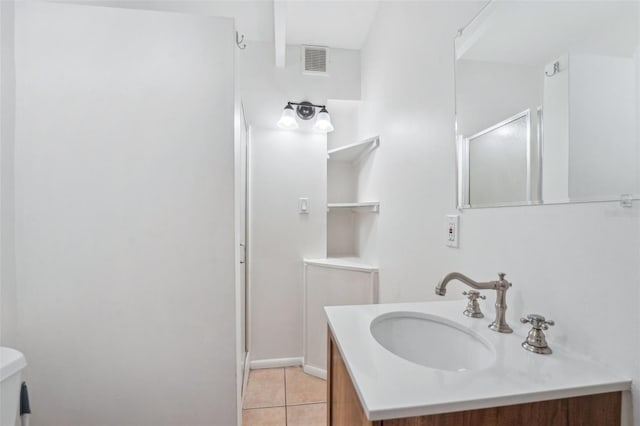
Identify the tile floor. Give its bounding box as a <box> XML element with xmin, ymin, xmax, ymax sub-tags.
<box><xmin>243</xmin><ymin>367</ymin><xmax>327</xmax><ymax>426</ymax></box>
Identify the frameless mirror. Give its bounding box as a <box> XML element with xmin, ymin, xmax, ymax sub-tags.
<box><xmin>455</xmin><ymin>1</ymin><xmax>640</xmax><ymax>208</ymax></box>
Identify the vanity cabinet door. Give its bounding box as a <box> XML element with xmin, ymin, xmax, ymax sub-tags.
<box><xmin>327</xmin><ymin>331</ymin><xmax>378</xmax><ymax>426</ymax></box>
<box><xmin>493</xmin><ymin>399</ymin><xmax>565</xmax><ymax>426</ymax></box>
<box><xmin>567</xmin><ymin>393</ymin><xmax>622</xmax><ymax>426</ymax></box>
<box><xmin>380</xmin><ymin>399</ymin><xmax>564</xmax><ymax>426</ymax></box>
<box><xmin>378</xmin><ymin>394</ymin><xmax>621</xmax><ymax>426</ymax></box>
<box><xmin>381</xmin><ymin>411</ymin><xmax>498</xmax><ymax>426</ymax></box>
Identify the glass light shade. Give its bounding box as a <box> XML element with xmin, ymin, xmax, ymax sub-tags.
<box><xmin>277</xmin><ymin>105</ymin><xmax>298</xmax><ymax>129</ymax></box>
<box><xmin>313</xmin><ymin>108</ymin><xmax>334</xmax><ymax>133</ymax></box>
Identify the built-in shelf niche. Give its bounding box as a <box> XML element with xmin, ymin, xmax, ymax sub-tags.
<box><xmin>303</xmin><ymin>257</ymin><xmax>378</xmax><ymax>273</ymax></box>
<box><xmin>302</xmin><ymin>102</ymin><xmax>380</xmax><ymax>380</ymax></box>
<box><xmin>327</xmin><ymin>134</ymin><xmax>380</xmax><ymax>258</ymax></box>
<box><xmin>327</xmin><ymin>202</ymin><xmax>379</xmax><ymax>213</ymax></box>
<box><xmin>327</xmin><ymin>136</ymin><xmax>380</xmax><ymax>164</ymax></box>
<box><xmin>326</xmin><ymin>135</ymin><xmax>380</xmax><ymax>213</ymax></box>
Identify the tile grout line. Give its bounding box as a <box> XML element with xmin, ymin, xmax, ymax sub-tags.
<box><xmin>287</xmin><ymin>401</ymin><xmax>327</xmax><ymax>407</ymax></box>
<box><xmin>243</xmin><ymin>402</ymin><xmax>325</xmax><ymax>411</ymax></box>
<box><xmin>283</xmin><ymin>367</ymin><xmax>288</xmax><ymax>426</ymax></box>
<box><xmin>242</xmin><ymin>405</ymin><xmax>286</xmax><ymax>411</ymax></box>
<box><xmin>242</xmin><ymin>368</ymin><xmax>290</xmax><ymax>423</ymax></box>
<box><xmin>243</xmin><ymin>367</ymin><xmax>327</xmax><ymax>425</ymax></box>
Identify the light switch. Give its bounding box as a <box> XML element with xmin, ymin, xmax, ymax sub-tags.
<box><xmin>298</xmin><ymin>198</ymin><xmax>309</xmax><ymax>214</ymax></box>
<box><xmin>446</xmin><ymin>214</ymin><xmax>459</xmax><ymax>248</ymax></box>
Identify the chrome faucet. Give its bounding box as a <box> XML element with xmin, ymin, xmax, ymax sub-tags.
<box><xmin>435</xmin><ymin>272</ymin><xmax>513</xmax><ymax>333</ymax></box>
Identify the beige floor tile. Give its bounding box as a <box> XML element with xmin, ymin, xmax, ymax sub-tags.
<box><xmin>242</xmin><ymin>407</ymin><xmax>286</xmax><ymax>426</ymax></box>
<box><xmin>284</xmin><ymin>367</ymin><xmax>327</xmax><ymax>405</ymax></box>
<box><xmin>286</xmin><ymin>403</ymin><xmax>327</xmax><ymax>426</ymax></box>
<box><xmin>243</xmin><ymin>368</ymin><xmax>286</xmax><ymax>409</ymax></box>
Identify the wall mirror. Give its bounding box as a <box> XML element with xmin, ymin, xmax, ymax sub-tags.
<box><xmin>455</xmin><ymin>1</ymin><xmax>640</xmax><ymax>208</ymax></box>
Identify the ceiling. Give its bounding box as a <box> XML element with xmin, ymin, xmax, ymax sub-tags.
<box><xmin>284</xmin><ymin>1</ymin><xmax>380</xmax><ymax>50</ymax></box>
<box><xmin>57</xmin><ymin>0</ymin><xmax>275</xmax><ymax>41</ymax></box>
<box><xmin>223</xmin><ymin>0</ymin><xmax>380</xmax><ymax>49</ymax></box>
<box><xmin>60</xmin><ymin>0</ymin><xmax>380</xmax><ymax>50</ymax></box>
<box><xmin>457</xmin><ymin>1</ymin><xmax>638</xmax><ymax>66</ymax></box>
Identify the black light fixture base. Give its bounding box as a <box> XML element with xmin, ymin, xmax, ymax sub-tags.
<box><xmin>295</xmin><ymin>101</ymin><xmax>316</xmax><ymax>120</ymax></box>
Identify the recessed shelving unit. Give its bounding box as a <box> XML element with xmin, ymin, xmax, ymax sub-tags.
<box><xmin>302</xmin><ymin>112</ymin><xmax>381</xmax><ymax>381</ymax></box>
<box><xmin>327</xmin><ymin>202</ymin><xmax>380</xmax><ymax>213</ymax></box>
<box><xmin>327</xmin><ymin>136</ymin><xmax>380</xmax><ymax>164</ymax></box>
<box><xmin>325</xmin><ymin>129</ymin><xmax>380</xmax><ymax>260</ymax></box>
<box><xmin>327</xmin><ymin>135</ymin><xmax>380</xmax><ymax>214</ymax></box>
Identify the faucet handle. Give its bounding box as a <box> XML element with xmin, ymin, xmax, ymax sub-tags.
<box><xmin>462</xmin><ymin>291</ymin><xmax>485</xmax><ymax>318</ymax></box>
<box><xmin>520</xmin><ymin>314</ymin><xmax>555</xmax><ymax>330</ymax></box>
<box><xmin>520</xmin><ymin>314</ymin><xmax>554</xmax><ymax>355</ymax></box>
<box><xmin>463</xmin><ymin>290</ymin><xmax>486</xmax><ymax>300</ymax></box>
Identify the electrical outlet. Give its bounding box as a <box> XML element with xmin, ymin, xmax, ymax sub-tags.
<box><xmin>446</xmin><ymin>215</ymin><xmax>459</xmax><ymax>248</ymax></box>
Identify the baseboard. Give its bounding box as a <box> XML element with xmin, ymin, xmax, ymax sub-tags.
<box><xmin>302</xmin><ymin>364</ymin><xmax>327</xmax><ymax>380</ymax></box>
<box><xmin>250</xmin><ymin>357</ymin><xmax>303</xmax><ymax>369</ymax></box>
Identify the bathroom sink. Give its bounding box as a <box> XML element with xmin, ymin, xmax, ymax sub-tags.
<box><xmin>370</xmin><ymin>312</ymin><xmax>495</xmax><ymax>372</ymax></box>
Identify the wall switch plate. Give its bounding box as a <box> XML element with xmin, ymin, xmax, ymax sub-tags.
<box><xmin>446</xmin><ymin>214</ymin><xmax>459</xmax><ymax>248</ymax></box>
<box><xmin>298</xmin><ymin>198</ymin><xmax>309</xmax><ymax>214</ymax></box>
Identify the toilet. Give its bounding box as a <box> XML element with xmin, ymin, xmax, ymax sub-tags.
<box><xmin>0</xmin><ymin>347</ymin><xmax>27</xmax><ymax>426</ymax></box>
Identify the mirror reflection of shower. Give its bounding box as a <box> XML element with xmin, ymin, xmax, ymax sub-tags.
<box><xmin>461</xmin><ymin>110</ymin><xmax>534</xmax><ymax>207</ymax></box>
<box><xmin>455</xmin><ymin>1</ymin><xmax>640</xmax><ymax>208</ymax></box>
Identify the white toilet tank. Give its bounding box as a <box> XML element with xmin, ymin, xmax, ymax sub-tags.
<box><xmin>0</xmin><ymin>347</ymin><xmax>27</xmax><ymax>426</ymax></box>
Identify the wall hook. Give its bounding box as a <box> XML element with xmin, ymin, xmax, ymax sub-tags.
<box><xmin>545</xmin><ymin>61</ymin><xmax>560</xmax><ymax>77</ymax></box>
<box><xmin>236</xmin><ymin>31</ymin><xmax>246</xmax><ymax>50</ymax></box>
<box><xmin>620</xmin><ymin>194</ymin><xmax>633</xmax><ymax>208</ymax></box>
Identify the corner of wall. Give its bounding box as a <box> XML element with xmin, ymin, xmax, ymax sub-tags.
<box><xmin>0</xmin><ymin>0</ymin><xmax>17</xmax><ymax>347</ymax></box>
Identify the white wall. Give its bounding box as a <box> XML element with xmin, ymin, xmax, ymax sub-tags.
<box><xmin>569</xmin><ymin>53</ymin><xmax>639</xmax><ymax>199</ymax></box>
<box><xmin>542</xmin><ymin>55</ymin><xmax>570</xmax><ymax>202</ymax></box>
<box><xmin>326</xmin><ymin>99</ymin><xmax>361</xmax><ymax>151</ymax></box>
<box><xmin>238</xmin><ymin>42</ymin><xmax>361</xmax><ymax>129</ymax></box>
<box><xmin>12</xmin><ymin>3</ymin><xmax>237</xmax><ymax>425</ymax></box>
<box><xmin>327</xmin><ymin>159</ymin><xmax>357</xmax><ymax>257</ymax></box>
<box><xmin>456</xmin><ymin>59</ymin><xmax>542</xmax><ymax>138</ymax></box>
<box><xmin>0</xmin><ymin>0</ymin><xmax>17</xmax><ymax>347</ymax></box>
<box><xmin>248</xmin><ymin>129</ymin><xmax>327</xmax><ymax>361</ymax></box>
<box><xmin>359</xmin><ymin>1</ymin><xmax>640</xmax><ymax>423</ymax></box>
<box><xmin>327</xmin><ymin>100</ymin><xmax>362</xmax><ymax>257</ymax></box>
<box><xmin>544</xmin><ymin>53</ymin><xmax>639</xmax><ymax>202</ymax></box>
<box><xmin>237</xmin><ymin>43</ymin><xmax>360</xmax><ymax>361</ymax></box>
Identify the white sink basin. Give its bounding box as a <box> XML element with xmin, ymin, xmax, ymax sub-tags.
<box><xmin>370</xmin><ymin>311</ymin><xmax>495</xmax><ymax>372</ymax></box>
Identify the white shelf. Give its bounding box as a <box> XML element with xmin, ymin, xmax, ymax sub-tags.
<box><xmin>303</xmin><ymin>257</ymin><xmax>379</xmax><ymax>273</ymax></box>
<box><xmin>327</xmin><ymin>202</ymin><xmax>379</xmax><ymax>213</ymax></box>
<box><xmin>327</xmin><ymin>136</ymin><xmax>380</xmax><ymax>164</ymax></box>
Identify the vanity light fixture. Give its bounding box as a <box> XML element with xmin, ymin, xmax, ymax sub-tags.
<box><xmin>277</xmin><ymin>101</ymin><xmax>334</xmax><ymax>133</ymax></box>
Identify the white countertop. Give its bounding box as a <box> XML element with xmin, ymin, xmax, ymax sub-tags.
<box><xmin>325</xmin><ymin>300</ymin><xmax>631</xmax><ymax>421</ymax></box>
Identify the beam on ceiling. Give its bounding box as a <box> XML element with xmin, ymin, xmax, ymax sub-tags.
<box><xmin>273</xmin><ymin>0</ymin><xmax>286</xmax><ymax>67</ymax></box>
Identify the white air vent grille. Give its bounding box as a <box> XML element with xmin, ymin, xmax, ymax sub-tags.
<box><xmin>303</xmin><ymin>46</ymin><xmax>328</xmax><ymax>75</ymax></box>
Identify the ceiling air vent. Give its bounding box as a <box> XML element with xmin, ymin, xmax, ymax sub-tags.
<box><xmin>303</xmin><ymin>46</ymin><xmax>328</xmax><ymax>76</ymax></box>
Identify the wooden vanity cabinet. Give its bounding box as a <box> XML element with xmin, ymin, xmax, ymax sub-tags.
<box><xmin>327</xmin><ymin>330</ymin><xmax>622</xmax><ymax>426</ymax></box>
